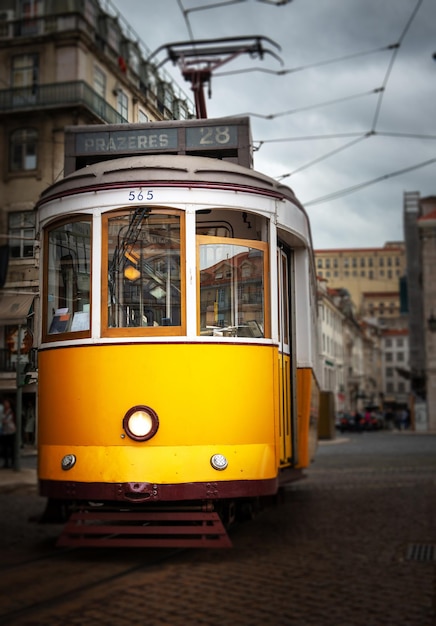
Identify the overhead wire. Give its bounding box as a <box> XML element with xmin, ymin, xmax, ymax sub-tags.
<box><xmin>215</xmin><ymin>43</ymin><xmax>398</xmax><ymax>77</ymax></box>
<box><xmin>175</xmin><ymin>0</ymin><xmax>431</xmax><ymax>204</ymax></box>
<box><xmin>305</xmin><ymin>157</ymin><xmax>436</xmax><ymax>206</ymax></box>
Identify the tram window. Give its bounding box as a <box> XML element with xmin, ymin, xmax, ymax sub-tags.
<box><xmin>44</xmin><ymin>218</ymin><xmax>91</xmax><ymax>338</ymax></box>
<box><xmin>197</xmin><ymin>236</ymin><xmax>269</xmax><ymax>338</ymax></box>
<box><xmin>103</xmin><ymin>209</ymin><xmax>184</xmax><ymax>335</ymax></box>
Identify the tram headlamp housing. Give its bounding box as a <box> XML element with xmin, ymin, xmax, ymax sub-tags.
<box><xmin>210</xmin><ymin>454</ymin><xmax>228</xmax><ymax>471</ymax></box>
<box><xmin>123</xmin><ymin>405</ymin><xmax>159</xmax><ymax>442</ymax></box>
<box><xmin>61</xmin><ymin>454</ymin><xmax>76</xmax><ymax>471</ymax></box>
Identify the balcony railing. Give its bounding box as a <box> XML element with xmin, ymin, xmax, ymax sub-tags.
<box><xmin>0</xmin><ymin>348</ymin><xmax>38</xmax><ymax>374</ymax></box>
<box><xmin>0</xmin><ymin>81</ymin><xmax>128</xmax><ymax>124</ymax></box>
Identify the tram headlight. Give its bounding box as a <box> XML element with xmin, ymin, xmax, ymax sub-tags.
<box><xmin>122</xmin><ymin>405</ymin><xmax>159</xmax><ymax>442</ymax></box>
<box><xmin>210</xmin><ymin>454</ymin><xmax>228</xmax><ymax>471</ymax></box>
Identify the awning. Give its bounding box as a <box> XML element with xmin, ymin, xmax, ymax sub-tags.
<box><xmin>0</xmin><ymin>293</ymin><xmax>35</xmax><ymax>325</ymax></box>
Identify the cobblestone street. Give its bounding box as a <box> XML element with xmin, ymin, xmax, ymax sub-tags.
<box><xmin>0</xmin><ymin>431</ymin><xmax>435</xmax><ymax>625</ymax></box>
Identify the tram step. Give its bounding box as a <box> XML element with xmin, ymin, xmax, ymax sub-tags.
<box><xmin>57</xmin><ymin>509</ymin><xmax>232</xmax><ymax>548</ymax></box>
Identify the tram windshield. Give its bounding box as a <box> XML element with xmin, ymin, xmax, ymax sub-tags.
<box><xmin>44</xmin><ymin>218</ymin><xmax>91</xmax><ymax>337</ymax></box>
<box><xmin>197</xmin><ymin>236</ymin><xmax>269</xmax><ymax>337</ymax></box>
<box><xmin>104</xmin><ymin>209</ymin><xmax>183</xmax><ymax>333</ymax></box>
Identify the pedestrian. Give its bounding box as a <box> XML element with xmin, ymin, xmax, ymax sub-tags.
<box><xmin>24</xmin><ymin>400</ymin><xmax>35</xmax><ymax>445</ymax></box>
<box><xmin>1</xmin><ymin>398</ymin><xmax>16</xmax><ymax>469</ymax></box>
<box><xmin>384</xmin><ymin>408</ymin><xmax>394</xmax><ymax>430</ymax></box>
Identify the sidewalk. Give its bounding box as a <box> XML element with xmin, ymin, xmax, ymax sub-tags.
<box><xmin>0</xmin><ymin>445</ymin><xmax>37</xmax><ymax>490</ymax></box>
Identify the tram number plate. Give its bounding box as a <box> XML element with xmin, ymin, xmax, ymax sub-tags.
<box><xmin>128</xmin><ymin>190</ymin><xmax>154</xmax><ymax>201</ymax></box>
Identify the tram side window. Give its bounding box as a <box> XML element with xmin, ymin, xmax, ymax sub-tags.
<box><xmin>197</xmin><ymin>236</ymin><xmax>269</xmax><ymax>338</ymax></box>
<box><xmin>105</xmin><ymin>210</ymin><xmax>183</xmax><ymax>332</ymax></box>
<box><xmin>45</xmin><ymin>219</ymin><xmax>92</xmax><ymax>337</ymax></box>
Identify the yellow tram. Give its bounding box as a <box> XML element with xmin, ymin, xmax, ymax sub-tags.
<box><xmin>37</xmin><ymin>118</ymin><xmax>320</xmax><ymax>547</ymax></box>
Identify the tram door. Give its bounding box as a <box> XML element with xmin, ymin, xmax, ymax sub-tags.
<box><xmin>277</xmin><ymin>246</ymin><xmax>297</xmax><ymax>466</ymax></box>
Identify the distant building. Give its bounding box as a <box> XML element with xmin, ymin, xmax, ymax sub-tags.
<box><xmin>381</xmin><ymin>328</ymin><xmax>410</xmax><ymax>409</ymax></box>
<box><xmin>314</xmin><ymin>242</ymin><xmax>406</xmax><ymax>314</ymax></box>
<box><xmin>403</xmin><ymin>192</ymin><xmax>436</xmax><ymax>431</ymax></box>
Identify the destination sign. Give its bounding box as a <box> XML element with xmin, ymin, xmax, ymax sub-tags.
<box><xmin>64</xmin><ymin>118</ymin><xmax>252</xmax><ymax>174</ymax></box>
<box><xmin>75</xmin><ymin>128</ymin><xmax>178</xmax><ymax>154</ymax></box>
<box><xmin>186</xmin><ymin>125</ymin><xmax>238</xmax><ymax>149</ymax></box>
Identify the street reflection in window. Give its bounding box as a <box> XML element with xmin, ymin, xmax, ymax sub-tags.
<box><xmin>198</xmin><ymin>237</ymin><xmax>268</xmax><ymax>338</ymax></box>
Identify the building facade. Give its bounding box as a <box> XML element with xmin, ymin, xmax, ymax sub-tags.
<box><xmin>315</xmin><ymin>242</ymin><xmax>408</xmax><ymax>415</ymax></box>
<box><xmin>0</xmin><ymin>0</ymin><xmax>194</xmax><ymax>427</ymax></box>
<box><xmin>315</xmin><ymin>242</ymin><xmax>406</xmax><ymax>313</ymax></box>
<box><xmin>404</xmin><ymin>192</ymin><xmax>436</xmax><ymax>431</ymax></box>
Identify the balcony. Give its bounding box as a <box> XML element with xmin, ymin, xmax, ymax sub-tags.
<box><xmin>0</xmin><ymin>81</ymin><xmax>128</xmax><ymax>124</ymax></box>
<box><xmin>0</xmin><ymin>347</ymin><xmax>38</xmax><ymax>375</ymax></box>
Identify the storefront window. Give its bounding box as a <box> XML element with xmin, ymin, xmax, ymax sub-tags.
<box><xmin>44</xmin><ymin>218</ymin><xmax>91</xmax><ymax>337</ymax></box>
<box><xmin>198</xmin><ymin>236</ymin><xmax>268</xmax><ymax>337</ymax></box>
<box><xmin>104</xmin><ymin>209</ymin><xmax>183</xmax><ymax>334</ymax></box>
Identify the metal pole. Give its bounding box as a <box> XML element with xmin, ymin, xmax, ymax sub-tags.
<box><xmin>13</xmin><ymin>325</ymin><xmax>23</xmax><ymax>472</ymax></box>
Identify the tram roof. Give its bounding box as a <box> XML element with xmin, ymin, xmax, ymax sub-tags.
<box><xmin>39</xmin><ymin>154</ymin><xmax>304</xmax><ymax>211</ymax></box>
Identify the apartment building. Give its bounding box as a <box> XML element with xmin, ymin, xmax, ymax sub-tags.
<box><xmin>317</xmin><ymin>279</ymin><xmax>345</xmax><ymax>411</ymax></box>
<box><xmin>315</xmin><ymin>242</ymin><xmax>407</xmax><ymax>413</ymax></box>
<box><xmin>315</xmin><ymin>242</ymin><xmax>406</xmax><ymax>314</ymax></box>
<box><xmin>0</xmin><ymin>1</ymin><xmax>194</xmax><ymax>408</ymax></box>
<box><xmin>404</xmin><ymin>192</ymin><xmax>436</xmax><ymax>431</ymax></box>
<box><xmin>381</xmin><ymin>328</ymin><xmax>410</xmax><ymax>408</ymax></box>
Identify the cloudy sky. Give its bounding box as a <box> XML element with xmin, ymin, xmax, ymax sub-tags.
<box><xmin>110</xmin><ymin>0</ymin><xmax>436</xmax><ymax>249</ymax></box>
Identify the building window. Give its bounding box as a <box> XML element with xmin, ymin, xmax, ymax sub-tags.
<box><xmin>352</xmin><ymin>257</ymin><xmax>357</xmax><ymax>268</ymax></box>
<box><xmin>139</xmin><ymin>110</ymin><xmax>149</xmax><ymax>123</ymax></box>
<box><xmin>317</xmin><ymin>258</ymin><xmax>323</xmax><ymax>268</ymax></box>
<box><xmin>397</xmin><ymin>338</ymin><xmax>404</xmax><ymax>347</ymax></box>
<box><xmin>386</xmin><ymin>367</ymin><xmax>393</xmax><ymax>377</ymax></box>
<box><xmin>369</xmin><ymin>270</ymin><xmax>373</xmax><ymax>279</ymax></box>
<box><xmin>21</xmin><ymin>0</ymin><xmax>43</xmax><ymax>35</ymax></box>
<box><xmin>325</xmin><ymin>259</ymin><xmax>330</xmax><ymax>269</ymax></box>
<box><xmin>386</xmin><ymin>382</ymin><xmax>394</xmax><ymax>393</ymax></box>
<box><xmin>379</xmin><ymin>257</ymin><xmax>384</xmax><ymax>267</ymax></box>
<box><xmin>385</xmin><ymin>352</ymin><xmax>392</xmax><ymax>362</ymax></box>
<box><xmin>94</xmin><ymin>66</ymin><xmax>106</xmax><ymax>98</ymax></box>
<box><xmin>360</xmin><ymin>257</ymin><xmax>365</xmax><ymax>267</ymax></box>
<box><xmin>397</xmin><ymin>352</ymin><xmax>404</xmax><ymax>362</ymax></box>
<box><xmin>117</xmin><ymin>90</ymin><xmax>128</xmax><ymax>120</ymax></box>
<box><xmin>11</xmin><ymin>52</ymin><xmax>38</xmax><ymax>88</ymax></box>
<box><xmin>8</xmin><ymin>211</ymin><xmax>36</xmax><ymax>258</ymax></box>
<box><xmin>385</xmin><ymin>338</ymin><xmax>392</xmax><ymax>347</ymax></box>
<box><xmin>9</xmin><ymin>128</ymin><xmax>38</xmax><ymax>171</ymax></box>
<box><xmin>333</xmin><ymin>258</ymin><xmax>338</xmax><ymax>268</ymax></box>
<box><xmin>368</xmin><ymin>257</ymin><xmax>373</xmax><ymax>267</ymax></box>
